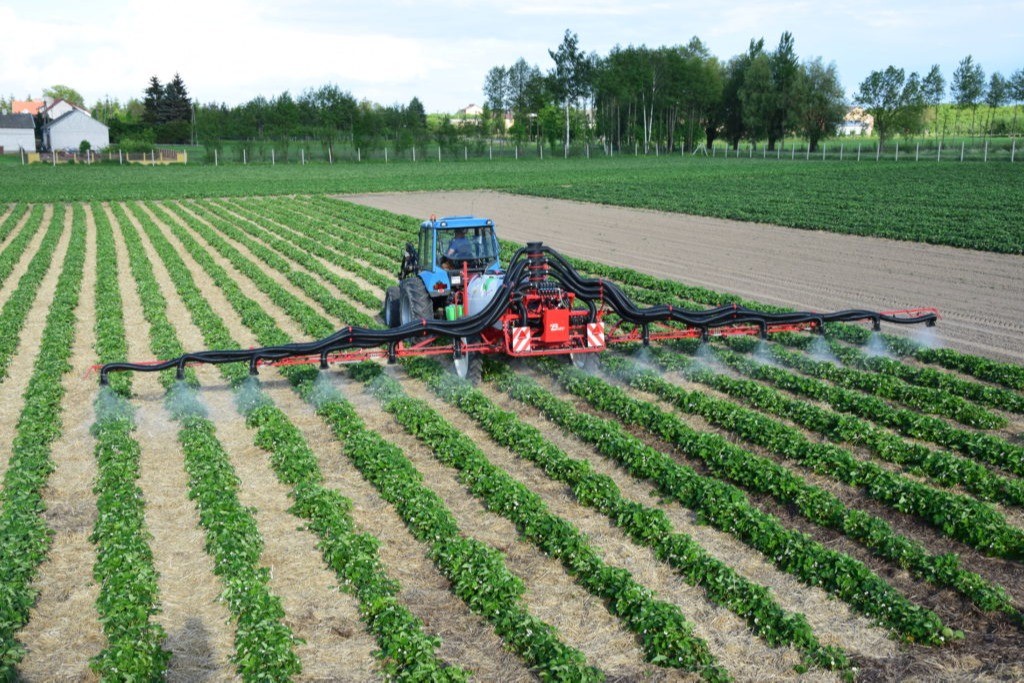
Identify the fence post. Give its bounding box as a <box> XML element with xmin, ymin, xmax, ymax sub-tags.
<box><xmin>384</xmin><ymin>147</ymin><xmax>388</xmax><ymax>163</ymax></box>
<box><xmin>586</xmin><ymin>143</ymin><xmax>590</xmax><ymax>159</ymax></box>
<box><xmin>712</xmin><ymin>144</ymin><xmax>716</xmax><ymax>157</ymax></box>
<box><xmin>895</xmin><ymin>142</ymin><xmax>899</xmax><ymax>162</ymax></box>
<box><xmin>243</xmin><ymin>148</ymin><xmax>247</xmax><ymax>165</ymax></box>
<box><xmin>412</xmin><ymin>147</ymin><xmax>416</xmax><ymax>162</ymax></box>
<box><xmin>329</xmin><ymin>147</ymin><xmax>333</xmax><ymax>164</ymax></box>
<box><xmin>151</xmin><ymin>150</ymin><xmax>155</xmax><ymax>165</ymax></box>
<box><xmin>916</xmin><ymin>143</ymin><xmax>919</xmax><ymax>161</ymax></box>
<box><xmin>301</xmin><ymin>149</ymin><xmax>305</xmax><ymax>165</ymax></box>
<box><xmin>984</xmin><ymin>139</ymin><xmax>988</xmax><ymax>162</ymax></box>
<box><xmin>489</xmin><ymin>143</ymin><xmax>492</xmax><ymax>160</ymax></box>
<box><xmin>214</xmin><ymin>149</ymin><xmax>218</xmax><ymax>166</ymax></box>
<box><xmin>791</xmin><ymin>146</ymin><xmax>795</xmax><ymax>160</ymax></box>
<box><xmin>272</xmin><ymin>149</ymin><xmax>275</xmax><ymax>166</ymax></box>
<box><xmin>960</xmin><ymin>142</ymin><xmax>965</xmax><ymax>162</ymax></box>
<box><xmin>840</xmin><ymin>144</ymin><xmax>844</xmax><ymax>161</ymax></box>
<box><xmin>464</xmin><ymin>146</ymin><xmax>468</xmax><ymax>161</ymax></box>
<box><xmin>937</xmin><ymin>141</ymin><xmax>941</xmax><ymax>161</ymax></box>
<box><xmin>515</xmin><ymin>145</ymin><xmax>518</xmax><ymax>160</ymax></box>
<box><xmin>438</xmin><ymin>145</ymin><xmax>441</xmax><ymax>162</ymax></box>
<box><xmin>857</xmin><ymin>144</ymin><xmax>861</xmax><ymax>161</ymax></box>
<box><xmin>875</xmin><ymin>143</ymin><xmax>880</xmax><ymax>161</ymax></box>
<box><xmin>540</xmin><ymin>144</ymin><xmax>543</xmax><ymax>159</ymax></box>
<box><xmin>1012</xmin><ymin>139</ymin><xmax>1017</xmax><ymax>163</ymax></box>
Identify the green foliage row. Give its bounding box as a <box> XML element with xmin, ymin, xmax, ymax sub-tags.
<box><xmin>117</xmin><ymin>202</ymin><xmax>303</xmax><ymax>679</ymax></box>
<box><xmin>772</xmin><ymin>333</ymin><xmax>1024</xmax><ymax>415</ymax></box>
<box><xmin>406</xmin><ymin>357</ymin><xmax>850</xmax><ymax>674</ymax></box>
<box><xmin>213</xmin><ymin>197</ymin><xmax>394</xmax><ymax>295</ymax></box>
<box><xmin>494</xmin><ymin>364</ymin><xmax>956</xmax><ymax>645</ymax></box>
<box><xmin>365</xmin><ymin>363</ymin><xmax>728</xmax><ymax>679</ymax></box>
<box><xmin>2</xmin><ymin>157</ymin><xmax>1022</xmax><ymax>253</ymax></box>
<box><xmin>652</xmin><ymin>343</ymin><xmax>1024</xmax><ymax>510</ymax></box>
<box><xmin>312</xmin><ymin>368</ymin><xmax>604</xmax><ymax>681</ymax></box>
<box><xmin>752</xmin><ymin>340</ymin><xmax>1003</xmax><ymax>428</ymax></box>
<box><xmin>0</xmin><ymin>205</ymin><xmax>58</xmax><ymax>380</ymax></box>
<box><xmin>89</xmin><ymin>202</ymin><xmax>171</xmax><ymax>678</ymax></box>
<box><xmin>0</xmin><ymin>209</ymin><xmax>85</xmax><ymax>674</ymax></box>
<box><xmin>143</xmin><ymin>198</ymin><xmax>467</xmax><ymax>679</ymax></box>
<box><xmin>716</xmin><ymin>337</ymin><xmax>1024</xmax><ymax>477</ymax></box>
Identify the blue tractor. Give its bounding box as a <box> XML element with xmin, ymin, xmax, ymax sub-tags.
<box><xmin>383</xmin><ymin>215</ymin><xmax>503</xmax><ymax>328</ymax></box>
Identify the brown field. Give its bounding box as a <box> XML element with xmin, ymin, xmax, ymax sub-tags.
<box><xmin>2</xmin><ymin>196</ymin><xmax>1022</xmax><ymax>681</ymax></box>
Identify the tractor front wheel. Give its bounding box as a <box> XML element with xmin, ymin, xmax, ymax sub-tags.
<box><xmin>399</xmin><ymin>278</ymin><xmax>433</xmax><ymax>326</ymax></box>
<box><xmin>383</xmin><ymin>286</ymin><xmax>401</xmax><ymax>327</ymax></box>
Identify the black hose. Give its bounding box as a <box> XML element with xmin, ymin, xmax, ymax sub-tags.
<box><xmin>99</xmin><ymin>244</ymin><xmax>937</xmax><ymax>385</ymax></box>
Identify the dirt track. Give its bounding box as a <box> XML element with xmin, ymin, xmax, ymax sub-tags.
<box><xmin>343</xmin><ymin>191</ymin><xmax>1024</xmax><ymax>365</ymax></box>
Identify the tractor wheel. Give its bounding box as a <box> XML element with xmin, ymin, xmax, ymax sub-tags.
<box><xmin>453</xmin><ymin>336</ymin><xmax>482</xmax><ymax>384</ymax></box>
<box><xmin>399</xmin><ymin>277</ymin><xmax>433</xmax><ymax>326</ymax></box>
<box><xmin>383</xmin><ymin>286</ymin><xmax>401</xmax><ymax>327</ymax></box>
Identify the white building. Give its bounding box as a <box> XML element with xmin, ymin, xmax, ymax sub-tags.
<box><xmin>42</xmin><ymin>109</ymin><xmax>109</xmax><ymax>152</ymax></box>
<box><xmin>0</xmin><ymin>113</ymin><xmax>36</xmax><ymax>154</ymax></box>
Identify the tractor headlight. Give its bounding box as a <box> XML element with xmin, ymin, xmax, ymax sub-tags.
<box><xmin>450</xmin><ymin>274</ymin><xmax>463</xmax><ymax>288</ymax></box>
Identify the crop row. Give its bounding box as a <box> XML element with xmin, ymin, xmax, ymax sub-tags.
<box><xmin>139</xmin><ymin>200</ymin><xmax>468</xmax><ymax>679</ymax></box>
<box><xmin>771</xmin><ymin>332</ymin><xmax>1024</xmax><ymax>415</ymax></box>
<box><xmin>0</xmin><ymin>205</ymin><xmax>40</xmax><ymax>292</ymax></box>
<box><xmin>88</xmin><ymin>202</ymin><xmax>170</xmax><ymax>677</ymax></box>
<box><xmin>0</xmin><ymin>205</ymin><xmax>61</xmax><ymax>381</ymax></box>
<box><xmin>604</xmin><ymin>351</ymin><xmax>1024</xmax><ymax>562</ymax></box>
<box><xmin>404</xmin><ymin>357</ymin><xmax>850</xmax><ymax>674</ymax></box>
<box><xmin>645</xmin><ymin>343</ymin><xmax>1024</xmax><ymax>510</ymax></box>
<box><xmin>194</xmin><ymin>199</ymin><xmax>382</xmax><ymax>309</ymax></box>
<box><xmin>215</xmin><ymin>197</ymin><xmax>395</xmax><ymax>292</ymax></box>
<box><xmin>549</xmin><ymin>357</ymin><xmax>1018</xmax><ymax>618</ymax></box>
<box><xmin>490</xmin><ymin>364</ymin><xmax>956</xmax><ymax>645</ymax></box>
<box><xmin>0</xmin><ymin>207</ymin><xmax>85</xmax><ymax>675</ymax></box>
<box><xmin>713</xmin><ymin>338</ymin><xmax>1024</xmax><ymax>478</ymax></box>
<box><xmin>140</xmin><ymin>199</ymin><xmax>601</xmax><ymax>679</ymax></box>
<box><xmin>737</xmin><ymin>338</ymin><xmax>1003</xmax><ymax>428</ymax></box>
<box><xmin>362</xmin><ymin>363</ymin><xmax>729</xmax><ymax>679</ymax></box>
<box><xmin>115</xmin><ymin>202</ymin><xmax>303</xmax><ymax>679</ymax></box>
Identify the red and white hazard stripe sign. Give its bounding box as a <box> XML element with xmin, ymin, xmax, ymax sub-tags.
<box><xmin>512</xmin><ymin>327</ymin><xmax>532</xmax><ymax>353</ymax></box>
<box><xmin>586</xmin><ymin>322</ymin><xmax>605</xmax><ymax>348</ymax></box>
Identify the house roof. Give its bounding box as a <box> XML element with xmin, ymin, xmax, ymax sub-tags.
<box><xmin>0</xmin><ymin>113</ymin><xmax>35</xmax><ymax>130</ymax></box>
<box><xmin>12</xmin><ymin>99</ymin><xmax>44</xmax><ymax>115</ymax></box>
<box><xmin>44</xmin><ymin>108</ymin><xmax>108</xmax><ymax>130</ymax></box>
<box><xmin>39</xmin><ymin>98</ymin><xmax>90</xmax><ymax>118</ymax></box>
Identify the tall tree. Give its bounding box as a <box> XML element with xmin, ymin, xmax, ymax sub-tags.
<box><xmin>740</xmin><ymin>52</ymin><xmax>774</xmax><ymax>147</ymax></box>
<box><xmin>855</xmin><ymin>66</ymin><xmax>925</xmax><ymax>144</ymax></box>
<box><xmin>792</xmin><ymin>58</ymin><xmax>846</xmax><ymax>152</ymax></box>
<box><xmin>720</xmin><ymin>38</ymin><xmax>764</xmax><ymax>149</ymax></box>
<box><xmin>43</xmin><ymin>85</ymin><xmax>85</xmax><ymax>107</ymax></box>
<box><xmin>1009</xmin><ymin>67</ymin><xmax>1024</xmax><ymax>136</ymax></box>
<box><xmin>984</xmin><ymin>72</ymin><xmax>1008</xmax><ymax>136</ymax></box>
<box><xmin>951</xmin><ymin>55</ymin><xmax>986</xmax><ymax>135</ymax></box>
<box><xmin>483</xmin><ymin>66</ymin><xmax>509</xmax><ymax>133</ymax></box>
<box><xmin>142</xmin><ymin>76</ymin><xmax>165</xmax><ymax>126</ymax></box>
<box><xmin>767</xmin><ymin>31</ymin><xmax>800</xmax><ymax>150</ymax></box>
<box><xmin>163</xmin><ymin>73</ymin><xmax>192</xmax><ymax>123</ymax></box>
<box><xmin>921</xmin><ymin>65</ymin><xmax>945</xmax><ymax>138</ymax></box>
<box><xmin>548</xmin><ymin>29</ymin><xmax>587</xmax><ymax>151</ymax></box>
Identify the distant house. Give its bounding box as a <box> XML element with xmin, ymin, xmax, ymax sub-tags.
<box><xmin>11</xmin><ymin>99</ymin><xmax>45</xmax><ymax>116</ymax></box>
<box><xmin>0</xmin><ymin>113</ymin><xmax>36</xmax><ymax>154</ymax></box>
<box><xmin>42</xmin><ymin>109</ymin><xmax>108</xmax><ymax>152</ymax></box>
<box><xmin>39</xmin><ymin>98</ymin><xmax>89</xmax><ymax>120</ymax></box>
<box><xmin>457</xmin><ymin>103</ymin><xmax>484</xmax><ymax>117</ymax></box>
<box><xmin>839</xmin><ymin>107</ymin><xmax>874</xmax><ymax>136</ymax></box>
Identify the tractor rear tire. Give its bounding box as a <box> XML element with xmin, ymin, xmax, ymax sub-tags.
<box><xmin>453</xmin><ymin>336</ymin><xmax>482</xmax><ymax>384</ymax></box>
<box><xmin>399</xmin><ymin>277</ymin><xmax>433</xmax><ymax>326</ymax></box>
<box><xmin>383</xmin><ymin>286</ymin><xmax>401</xmax><ymax>327</ymax></box>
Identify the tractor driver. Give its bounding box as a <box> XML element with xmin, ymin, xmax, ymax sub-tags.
<box><xmin>446</xmin><ymin>229</ymin><xmax>473</xmax><ymax>260</ymax></box>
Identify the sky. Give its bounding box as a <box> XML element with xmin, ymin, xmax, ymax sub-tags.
<box><xmin>2</xmin><ymin>0</ymin><xmax>1022</xmax><ymax>113</ymax></box>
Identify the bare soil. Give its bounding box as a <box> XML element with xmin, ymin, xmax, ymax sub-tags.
<box><xmin>342</xmin><ymin>191</ymin><xmax>1024</xmax><ymax>365</ymax></box>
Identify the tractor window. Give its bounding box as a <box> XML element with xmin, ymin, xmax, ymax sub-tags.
<box><xmin>418</xmin><ymin>229</ymin><xmax>432</xmax><ymax>271</ymax></box>
<box><xmin>439</xmin><ymin>226</ymin><xmax>499</xmax><ymax>264</ymax></box>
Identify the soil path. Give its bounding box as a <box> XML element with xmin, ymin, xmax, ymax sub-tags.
<box><xmin>342</xmin><ymin>191</ymin><xmax>1024</xmax><ymax>364</ymax></box>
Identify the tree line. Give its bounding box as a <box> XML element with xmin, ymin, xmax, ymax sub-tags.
<box><xmin>15</xmin><ymin>31</ymin><xmax>1022</xmax><ymax>156</ymax></box>
<box><xmin>484</xmin><ymin>31</ymin><xmax>1024</xmax><ymax>153</ymax></box>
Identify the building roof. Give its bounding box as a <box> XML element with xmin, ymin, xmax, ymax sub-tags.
<box><xmin>0</xmin><ymin>113</ymin><xmax>35</xmax><ymax>129</ymax></box>
<box><xmin>12</xmin><ymin>99</ymin><xmax>44</xmax><ymax>115</ymax></box>
<box><xmin>43</xmin><ymin>108</ymin><xmax>108</xmax><ymax>130</ymax></box>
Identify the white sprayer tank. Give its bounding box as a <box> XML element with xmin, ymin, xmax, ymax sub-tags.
<box><xmin>466</xmin><ymin>273</ymin><xmax>504</xmax><ymax>327</ymax></box>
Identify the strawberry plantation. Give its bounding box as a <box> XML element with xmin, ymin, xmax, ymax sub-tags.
<box><xmin>0</xmin><ymin>195</ymin><xmax>1021</xmax><ymax>681</ymax></box>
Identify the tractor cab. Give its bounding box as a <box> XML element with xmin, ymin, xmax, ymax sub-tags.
<box><xmin>420</xmin><ymin>216</ymin><xmax>500</xmax><ymax>277</ymax></box>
